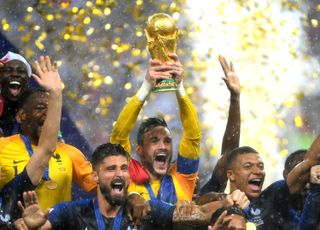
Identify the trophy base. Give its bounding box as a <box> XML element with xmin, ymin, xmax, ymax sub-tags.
<box><xmin>152</xmin><ymin>79</ymin><xmax>177</xmax><ymax>93</ymax></box>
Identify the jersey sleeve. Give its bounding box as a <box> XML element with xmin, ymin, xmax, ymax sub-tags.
<box><xmin>1</xmin><ymin>167</ymin><xmax>36</xmax><ymax>221</ymax></box>
<box><xmin>48</xmin><ymin>201</ymin><xmax>73</xmax><ymax>229</ymax></box>
<box><xmin>48</xmin><ymin>199</ymin><xmax>91</xmax><ymax>230</ymax></box>
<box><xmin>297</xmin><ymin>183</ymin><xmax>320</xmax><ymax>230</ymax></box>
<box><xmin>200</xmin><ymin>173</ymin><xmax>225</xmax><ymax>195</ymax></box>
<box><xmin>169</xmin><ymin>163</ymin><xmax>197</xmax><ymax>201</ymax></box>
<box><xmin>176</xmin><ymin>95</ymin><xmax>201</xmax><ymax>174</ymax></box>
<box><xmin>65</xmin><ymin>145</ymin><xmax>96</xmax><ymax>192</ymax></box>
<box><xmin>110</xmin><ymin>96</ymin><xmax>144</xmax><ymax>155</ymax></box>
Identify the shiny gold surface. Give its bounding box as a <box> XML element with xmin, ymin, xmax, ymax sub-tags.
<box><xmin>145</xmin><ymin>13</ymin><xmax>178</xmax><ymax>62</ymax></box>
<box><xmin>145</xmin><ymin>13</ymin><xmax>178</xmax><ymax>91</ymax></box>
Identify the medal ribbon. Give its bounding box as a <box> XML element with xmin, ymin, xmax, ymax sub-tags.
<box><xmin>144</xmin><ymin>174</ymin><xmax>177</xmax><ymax>204</ymax></box>
<box><xmin>289</xmin><ymin>208</ymin><xmax>300</xmax><ymax>225</ymax></box>
<box><xmin>20</xmin><ymin>134</ymin><xmax>50</xmax><ymax>181</ymax></box>
<box><xmin>93</xmin><ymin>198</ymin><xmax>123</xmax><ymax>230</ymax></box>
<box><xmin>144</xmin><ymin>182</ymin><xmax>156</xmax><ymax>200</ymax></box>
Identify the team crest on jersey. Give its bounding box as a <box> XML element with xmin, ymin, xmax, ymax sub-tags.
<box><xmin>249</xmin><ymin>207</ymin><xmax>263</xmax><ymax>226</ymax></box>
<box><xmin>53</xmin><ymin>153</ymin><xmax>62</xmax><ymax>163</ymax></box>
<box><xmin>250</xmin><ymin>207</ymin><xmax>261</xmax><ymax>216</ymax></box>
<box><xmin>0</xmin><ymin>210</ymin><xmax>10</xmax><ymax>224</ymax></box>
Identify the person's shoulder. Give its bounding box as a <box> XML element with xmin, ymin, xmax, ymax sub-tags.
<box><xmin>260</xmin><ymin>179</ymin><xmax>289</xmax><ymax>200</ymax></box>
<box><xmin>57</xmin><ymin>142</ymin><xmax>84</xmax><ymax>154</ymax></box>
<box><xmin>264</xmin><ymin>179</ymin><xmax>288</xmax><ymax>191</ymax></box>
<box><xmin>0</xmin><ymin>134</ymin><xmax>21</xmax><ymax>146</ymax></box>
<box><xmin>52</xmin><ymin>198</ymin><xmax>91</xmax><ymax>211</ymax></box>
<box><xmin>0</xmin><ymin>134</ymin><xmax>20</xmax><ymax>141</ymax></box>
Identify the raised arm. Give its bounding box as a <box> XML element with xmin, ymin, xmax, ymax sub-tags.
<box><xmin>201</xmin><ymin>56</ymin><xmax>240</xmax><ymax>194</ymax></box>
<box><xmin>287</xmin><ymin>135</ymin><xmax>320</xmax><ymax>194</ymax></box>
<box><xmin>297</xmin><ymin>165</ymin><xmax>320</xmax><ymax>230</ymax></box>
<box><xmin>26</xmin><ymin>56</ymin><xmax>62</xmax><ymax>186</ymax></box>
<box><xmin>219</xmin><ymin>55</ymin><xmax>241</xmax><ymax>157</ymax></box>
<box><xmin>110</xmin><ymin>59</ymin><xmax>171</xmax><ymax>154</ymax></box>
<box><xmin>166</xmin><ymin>54</ymin><xmax>201</xmax><ymax>163</ymax></box>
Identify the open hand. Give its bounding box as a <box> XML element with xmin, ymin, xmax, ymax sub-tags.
<box><xmin>126</xmin><ymin>193</ymin><xmax>151</xmax><ymax>229</ymax></box>
<box><xmin>33</xmin><ymin>56</ymin><xmax>62</xmax><ymax>93</ymax></box>
<box><xmin>18</xmin><ymin>191</ymin><xmax>48</xmax><ymax>230</ymax></box>
<box><xmin>219</xmin><ymin>55</ymin><xmax>240</xmax><ymax>97</ymax></box>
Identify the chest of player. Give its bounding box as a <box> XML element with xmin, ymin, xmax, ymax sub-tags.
<box><xmin>0</xmin><ymin>143</ymin><xmax>73</xmax><ymax>189</ymax></box>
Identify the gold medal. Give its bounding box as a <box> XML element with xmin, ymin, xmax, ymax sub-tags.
<box><xmin>45</xmin><ymin>180</ymin><xmax>58</xmax><ymax>190</ymax></box>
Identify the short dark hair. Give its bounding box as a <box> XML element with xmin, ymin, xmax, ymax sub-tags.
<box><xmin>210</xmin><ymin>206</ymin><xmax>247</xmax><ymax>225</ymax></box>
<box><xmin>226</xmin><ymin>146</ymin><xmax>259</xmax><ymax>169</ymax></box>
<box><xmin>136</xmin><ymin>117</ymin><xmax>168</xmax><ymax>146</ymax></box>
<box><xmin>91</xmin><ymin>143</ymin><xmax>129</xmax><ymax>170</ymax></box>
<box><xmin>284</xmin><ymin>149</ymin><xmax>307</xmax><ymax>172</ymax></box>
<box><xmin>17</xmin><ymin>89</ymin><xmax>47</xmax><ymax>111</ymax></box>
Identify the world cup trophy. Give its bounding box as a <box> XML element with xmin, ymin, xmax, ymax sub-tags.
<box><xmin>145</xmin><ymin>13</ymin><xmax>178</xmax><ymax>92</ymax></box>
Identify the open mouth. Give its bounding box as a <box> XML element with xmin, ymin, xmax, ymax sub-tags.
<box><xmin>248</xmin><ymin>178</ymin><xmax>263</xmax><ymax>192</ymax></box>
<box><xmin>111</xmin><ymin>179</ymin><xmax>124</xmax><ymax>195</ymax></box>
<box><xmin>8</xmin><ymin>80</ymin><xmax>22</xmax><ymax>97</ymax></box>
<box><xmin>154</xmin><ymin>152</ymin><xmax>167</xmax><ymax>168</ymax></box>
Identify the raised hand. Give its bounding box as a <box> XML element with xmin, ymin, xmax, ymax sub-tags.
<box><xmin>219</xmin><ymin>55</ymin><xmax>240</xmax><ymax>97</ymax></box>
<box><xmin>167</xmin><ymin>53</ymin><xmax>184</xmax><ymax>84</ymax></box>
<box><xmin>145</xmin><ymin>59</ymin><xmax>172</xmax><ymax>86</ymax></box>
<box><xmin>18</xmin><ymin>191</ymin><xmax>48</xmax><ymax>230</ymax></box>
<box><xmin>33</xmin><ymin>56</ymin><xmax>62</xmax><ymax>93</ymax></box>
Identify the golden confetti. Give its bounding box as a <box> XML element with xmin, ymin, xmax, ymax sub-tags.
<box><xmin>0</xmin><ymin>0</ymin><xmax>318</xmax><ymax>187</ymax></box>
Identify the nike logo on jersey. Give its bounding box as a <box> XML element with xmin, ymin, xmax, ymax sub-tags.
<box><xmin>13</xmin><ymin>160</ymin><xmax>25</xmax><ymax>164</ymax></box>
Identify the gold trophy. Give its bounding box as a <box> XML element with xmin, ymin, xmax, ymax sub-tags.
<box><xmin>145</xmin><ymin>13</ymin><xmax>178</xmax><ymax>92</ymax></box>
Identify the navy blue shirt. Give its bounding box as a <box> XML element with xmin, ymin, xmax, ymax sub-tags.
<box><xmin>200</xmin><ymin>172</ymin><xmax>225</xmax><ymax>195</ymax></box>
<box><xmin>0</xmin><ymin>168</ymin><xmax>35</xmax><ymax>228</ymax></box>
<box><xmin>201</xmin><ymin>176</ymin><xmax>297</xmax><ymax>229</ymax></box>
<box><xmin>48</xmin><ymin>198</ymin><xmax>179</xmax><ymax>230</ymax></box>
<box><xmin>297</xmin><ymin>183</ymin><xmax>320</xmax><ymax>230</ymax></box>
<box><xmin>246</xmin><ymin>180</ymin><xmax>296</xmax><ymax>230</ymax></box>
<box><xmin>48</xmin><ymin>198</ymin><xmax>132</xmax><ymax>230</ymax></box>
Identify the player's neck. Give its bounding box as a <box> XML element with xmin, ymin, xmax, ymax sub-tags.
<box><xmin>148</xmin><ymin>170</ymin><xmax>163</xmax><ymax>181</ymax></box>
<box><xmin>20</xmin><ymin>130</ymin><xmax>39</xmax><ymax>145</ymax></box>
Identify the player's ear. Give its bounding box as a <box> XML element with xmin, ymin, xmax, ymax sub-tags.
<box><xmin>16</xmin><ymin>109</ymin><xmax>26</xmax><ymax>124</ymax></box>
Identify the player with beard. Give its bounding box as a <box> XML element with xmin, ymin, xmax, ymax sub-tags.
<box><xmin>110</xmin><ymin>54</ymin><xmax>201</xmax><ymax>206</ymax></box>
<box><xmin>0</xmin><ymin>51</ymin><xmax>32</xmax><ymax>136</ymax></box>
<box><xmin>0</xmin><ymin>58</ymin><xmax>96</xmax><ymax>212</ymax></box>
<box><xmin>18</xmin><ymin>143</ymin><xmax>134</xmax><ymax>230</ymax></box>
<box><xmin>45</xmin><ymin>143</ymin><xmax>131</xmax><ymax>229</ymax></box>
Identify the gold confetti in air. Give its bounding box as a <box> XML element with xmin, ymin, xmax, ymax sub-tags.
<box><xmin>0</xmin><ymin>0</ymin><xmax>319</xmax><ymax>185</ymax></box>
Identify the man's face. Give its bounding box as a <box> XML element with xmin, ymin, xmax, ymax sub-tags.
<box><xmin>137</xmin><ymin>126</ymin><xmax>173</xmax><ymax>179</ymax></box>
<box><xmin>227</xmin><ymin>153</ymin><xmax>265</xmax><ymax>199</ymax></box>
<box><xmin>283</xmin><ymin>153</ymin><xmax>305</xmax><ymax>180</ymax></box>
<box><xmin>96</xmin><ymin>155</ymin><xmax>129</xmax><ymax>206</ymax></box>
<box><xmin>18</xmin><ymin>93</ymin><xmax>48</xmax><ymax>141</ymax></box>
<box><xmin>0</xmin><ymin>60</ymin><xmax>28</xmax><ymax>101</ymax></box>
